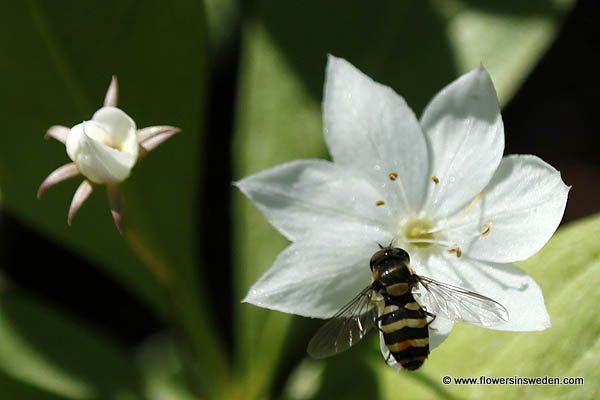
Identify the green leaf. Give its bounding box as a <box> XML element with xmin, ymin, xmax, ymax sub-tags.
<box><xmin>0</xmin><ymin>292</ymin><xmax>141</xmax><ymax>400</ymax></box>
<box><xmin>0</xmin><ymin>373</ymin><xmax>74</xmax><ymax>400</ymax></box>
<box><xmin>233</xmin><ymin>1</ymin><xmax>574</xmax><ymax>398</ymax></box>
<box><xmin>282</xmin><ymin>340</ymin><xmax>381</xmax><ymax>400</ymax></box>
<box><xmin>0</xmin><ymin>2</ymin><xmax>228</xmax><ymax>395</ymax></box>
<box><xmin>135</xmin><ymin>335</ymin><xmax>195</xmax><ymax>400</ymax></box>
<box><xmin>205</xmin><ymin>0</ymin><xmax>239</xmax><ymax>58</ymax></box>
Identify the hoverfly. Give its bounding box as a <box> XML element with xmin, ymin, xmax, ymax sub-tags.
<box><xmin>307</xmin><ymin>247</ymin><xmax>508</xmax><ymax>370</ymax></box>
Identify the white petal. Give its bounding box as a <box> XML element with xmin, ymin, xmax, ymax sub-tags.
<box><xmin>138</xmin><ymin>127</ymin><xmax>180</xmax><ymax>154</ymax></box>
<box><xmin>415</xmin><ymin>254</ymin><xmax>550</xmax><ymax>331</ymax></box>
<box><xmin>137</xmin><ymin>125</ymin><xmax>180</xmax><ymax>144</ymax></box>
<box><xmin>450</xmin><ymin>155</ymin><xmax>569</xmax><ymax>263</ymax></box>
<box><xmin>92</xmin><ymin>107</ymin><xmax>138</xmax><ymax>157</ymax></box>
<box><xmin>45</xmin><ymin>125</ymin><xmax>70</xmax><ymax>144</ymax></box>
<box><xmin>420</xmin><ymin>66</ymin><xmax>504</xmax><ymax>219</ymax></box>
<box><xmin>243</xmin><ymin>224</ymin><xmax>391</xmax><ymax>318</ymax></box>
<box><xmin>107</xmin><ymin>185</ymin><xmax>124</xmax><ymax>233</ymax></box>
<box><xmin>37</xmin><ymin>162</ymin><xmax>80</xmax><ymax>198</ymax></box>
<box><xmin>67</xmin><ymin>121</ymin><xmax>110</xmax><ymax>158</ymax></box>
<box><xmin>67</xmin><ymin>123</ymin><xmax>136</xmax><ymax>184</ymax></box>
<box><xmin>428</xmin><ymin>315</ymin><xmax>453</xmax><ymax>350</ymax></box>
<box><xmin>68</xmin><ymin>180</ymin><xmax>94</xmax><ymax>225</ymax></box>
<box><xmin>104</xmin><ymin>75</ymin><xmax>118</xmax><ymax>107</ymax></box>
<box><xmin>236</xmin><ymin>159</ymin><xmax>395</xmax><ymax>241</ymax></box>
<box><xmin>323</xmin><ymin>56</ymin><xmax>429</xmax><ymax>214</ymax></box>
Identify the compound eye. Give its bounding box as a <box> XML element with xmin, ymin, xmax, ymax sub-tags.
<box><xmin>392</xmin><ymin>248</ymin><xmax>410</xmax><ymax>263</ymax></box>
<box><xmin>369</xmin><ymin>249</ymin><xmax>386</xmax><ymax>270</ymax></box>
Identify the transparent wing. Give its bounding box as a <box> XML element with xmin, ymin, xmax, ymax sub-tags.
<box><xmin>307</xmin><ymin>285</ymin><xmax>379</xmax><ymax>359</ymax></box>
<box><xmin>415</xmin><ymin>276</ymin><xmax>509</xmax><ymax>327</ymax></box>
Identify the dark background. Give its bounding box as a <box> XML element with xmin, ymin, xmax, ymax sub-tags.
<box><xmin>1</xmin><ymin>0</ymin><xmax>598</xmax><ymax>354</ymax></box>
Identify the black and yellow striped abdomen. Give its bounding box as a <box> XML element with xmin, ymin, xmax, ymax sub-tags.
<box><xmin>380</xmin><ymin>293</ymin><xmax>429</xmax><ymax>371</ymax></box>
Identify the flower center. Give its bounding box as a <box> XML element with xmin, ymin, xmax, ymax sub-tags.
<box><xmin>403</xmin><ymin>218</ymin><xmax>436</xmax><ymax>248</ymax></box>
<box><xmin>393</xmin><ymin>216</ymin><xmax>463</xmax><ymax>258</ymax></box>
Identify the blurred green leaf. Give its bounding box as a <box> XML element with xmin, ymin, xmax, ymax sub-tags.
<box><xmin>204</xmin><ymin>0</ymin><xmax>239</xmax><ymax>58</ymax></box>
<box><xmin>0</xmin><ymin>292</ymin><xmax>141</xmax><ymax>400</ymax></box>
<box><xmin>0</xmin><ymin>373</ymin><xmax>70</xmax><ymax>400</ymax></box>
<box><xmin>233</xmin><ymin>1</ymin><xmax>574</xmax><ymax>398</ymax></box>
<box><xmin>282</xmin><ymin>339</ymin><xmax>381</xmax><ymax>400</ymax></box>
<box><xmin>135</xmin><ymin>334</ymin><xmax>195</xmax><ymax>400</ymax></box>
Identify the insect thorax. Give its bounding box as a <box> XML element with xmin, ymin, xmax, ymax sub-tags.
<box><xmin>372</xmin><ymin>259</ymin><xmax>415</xmax><ymax>297</ymax></box>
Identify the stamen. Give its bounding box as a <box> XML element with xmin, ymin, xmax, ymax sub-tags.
<box><xmin>375</xmin><ymin>200</ymin><xmax>385</xmax><ymax>206</ymax></box>
<box><xmin>464</xmin><ymin>191</ymin><xmax>484</xmax><ymax>215</ymax></box>
<box><xmin>481</xmin><ymin>222</ymin><xmax>492</xmax><ymax>237</ymax></box>
<box><xmin>388</xmin><ymin>172</ymin><xmax>398</xmax><ymax>181</ymax></box>
<box><xmin>447</xmin><ymin>245</ymin><xmax>462</xmax><ymax>258</ymax></box>
<box><xmin>431</xmin><ymin>175</ymin><xmax>440</xmax><ymax>184</ymax></box>
<box><xmin>404</xmin><ymin>238</ymin><xmax>456</xmax><ymax>248</ymax></box>
<box><xmin>424</xmin><ymin>192</ymin><xmax>486</xmax><ymax>235</ymax></box>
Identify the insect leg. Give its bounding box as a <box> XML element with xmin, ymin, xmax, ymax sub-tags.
<box><xmin>426</xmin><ymin>314</ymin><xmax>437</xmax><ymax>331</ymax></box>
<box><xmin>385</xmin><ymin>350</ymin><xmax>394</xmax><ymax>364</ymax></box>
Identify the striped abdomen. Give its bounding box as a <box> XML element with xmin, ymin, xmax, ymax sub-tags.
<box><xmin>380</xmin><ymin>293</ymin><xmax>429</xmax><ymax>371</ymax></box>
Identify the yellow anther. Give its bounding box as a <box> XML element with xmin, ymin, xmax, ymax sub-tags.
<box><xmin>481</xmin><ymin>222</ymin><xmax>492</xmax><ymax>237</ymax></box>
<box><xmin>388</xmin><ymin>172</ymin><xmax>398</xmax><ymax>181</ymax></box>
<box><xmin>375</xmin><ymin>200</ymin><xmax>385</xmax><ymax>206</ymax></box>
<box><xmin>431</xmin><ymin>175</ymin><xmax>440</xmax><ymax>184</ymax></box>
<box><xmin>448</xmin><ymin>245</ymin><xmax>462</xmax><ymax>258</ymax></box>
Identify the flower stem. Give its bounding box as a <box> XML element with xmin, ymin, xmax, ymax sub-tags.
<box><xmin>123</xmin><ymin>227</ymin><xmax>230</xmax><ymax>400</ymax></box>
<box><xmin>124</xmin><ymin>228</ymin><xmax>173</xmax><ymax>288</ymax></box>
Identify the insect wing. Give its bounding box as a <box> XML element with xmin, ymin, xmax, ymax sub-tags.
<box><xmin>307</xmin><ymin>286</ymin><xmax>379</xmax><ymax>359</ymax></box>
<box><xmin>415</xmin><ymin>276</ymin><xmax>509</xmax><ymax>327</ymax></box>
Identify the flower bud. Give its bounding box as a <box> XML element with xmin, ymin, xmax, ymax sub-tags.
<box><xmin>66</xmin><ymin>107</ymin><xmax>138</xmax><ymax>184</ymax></box>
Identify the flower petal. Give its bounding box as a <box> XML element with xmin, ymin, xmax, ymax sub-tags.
<box><xmin>137</xmin><ymin>125</ymin><xmax>181</xmax><ymax>144</ymax></box>
<box><xmin>420</xmin><ymin>66</ymin><xmax>504</xmax><ymax>219</ymax></box>
<box><xmin>243</xmin><ymin>224</ymin><xmax>390</xmax><ymax>318</ymax></box>
<box><xmin>323</xmin><ymin>55</ymin><xmax>429</xmax><ymax>214</ymax></box>
<box><xmin>138</xmin><ymin>126</ymin><xmax>180</xmax><ymax>154</ymax></box>
<box><xmin>103</xmin><ymin>75</ymin><xmax>118</xmax><ymax>107</ymax></box>
<box><xmin>45</xmin><ymin>125</ymin><xmax>70</xmax><ymax>144</ymax></box>
<box><xmin>37</xmin><ymin>162</ymin><xmax>79</xmax><ymax>198</ymax></box>
<box><xmin>67</xmin><ymin>123</ymin><xmax>136</xmax><ymax>184</ymax></box>
<box><xmin>415</xmin><ymin>253</ymin><xmax>550</xmax><ymax>331</ymax></box>
<box><xmin>92</xmin><ymin>107</ymin><xmax>138</xmax><ymax>156</ymax></box>
<box><xmin>236</xmin><ymin>159</ymin><xmax>395</xmax><ymax>241</ymax></box>
<box><xmin>428</xmin><ymin>315</ymin><xmax>453</xmax><ymax>351</ymax></box>
<box><xmin>107</xmin><ymin>185</ymin><xmax>124</xmax><ymax>233</ymax></box>
<box><xmin>68</xmin><ymin>180</ymin><xmax>93</xmax><ymax>225</ymax></box>
<box><xmin>450</xmin><ymin>155</ymin><xmax>569</xmax><ymax>263</ymax></box>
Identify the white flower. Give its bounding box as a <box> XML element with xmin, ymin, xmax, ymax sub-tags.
<box><xmin>66</xmin><ymin>107</ymin><xmax>138</xmax><ymax>184</ymax></box>
<box><xmin>236</xmin><ymin>56</ymin><xmax>569</xmax><ymax>360</ymax></box>
<box><xmin>38</xmin><ymin>76</ymin><xmax>180</xmax><ymax>231</ymax></box>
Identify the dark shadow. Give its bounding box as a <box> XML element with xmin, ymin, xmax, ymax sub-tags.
<box><xmin>254</xmin><ymin>0</ymin><xmax>459</xmax><ymax>114</ymax></box>
<box><xmin>455</xmin><ymin>0</ymin><xmax>564</xmax><ymax>16</ymax></box>
<box><xmin>503</xmin><ymin>0</ymin><xmax>600</xmax><ymax>221</ymax></box>
<box><xmin>199</xmin><ymin>20</ymin><xmax>242</xmax><ymax>355</ymax></box>
<box><xmin>0</xmin><ymin>212</ymin><xmax>163</xmax><ymax>346</ymax></box>
<box><xmin>0</xmin><ymin>291</ymin><xmax>145</xmax><ymax>398</ymax></box>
